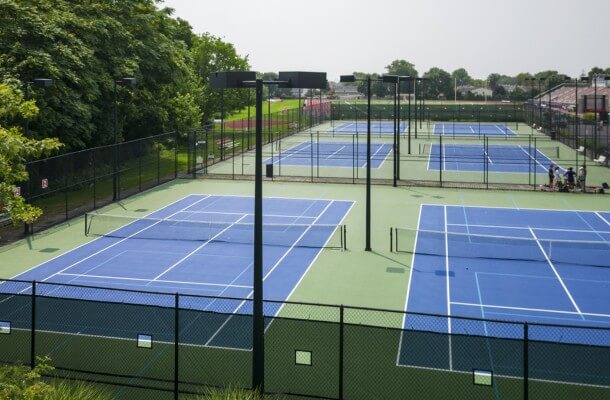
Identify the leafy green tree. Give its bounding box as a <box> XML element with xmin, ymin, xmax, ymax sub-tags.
<box><xmin>0</xmin><ymin>82</ymin><xmax>61</xmax><ymax>224</ymax></box>
<box><xmin>192</xmin><ymin>33</ymin><xmax>250</xmax><ymax>124</ymax></box>
<box><xmin>423</xmin><ymin>68</ymin><xmax>452</xmax><ymax>98</ymax></box>
<box><xmin>386</xmin><ymin>59</ymin><xmax>418</xmax><ymax>77</ymax></box>
<box><xmin>487</xmin><ymin>73</ymin><xmax>502</xmax><ymax>91</ymax></box>
<box><xmin>534</xmin><ymin>70</ymin><xmax>564</xmax><ymax>90</ymax></box>
<box><xmin>588</xmin><ymin>67</ymin><xmax>605</xmax><ymax>77</ymax></box>
<box><xmin>0</xmin><ymin>0</ymin><xmax>204</xmax><ymax>148</ymax></box>
<box><xmin>386</xmin><ymin>60</ymin><xmax>418</xmax><ymax>94</ymax></box>
<box><xmin>452</xmin><ymin>68</ymin><xmax>471</xmax><ymax>85</ymax></box>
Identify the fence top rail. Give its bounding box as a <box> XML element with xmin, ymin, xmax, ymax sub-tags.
<box><xmin>25</xmin><ymin>132</ymin><xmax>177</xmax><ymax>165</ymax></box>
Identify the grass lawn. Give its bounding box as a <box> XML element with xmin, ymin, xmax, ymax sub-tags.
<box><xmin>226</xmin><ymin>99</ymin><xmax>303</xmax><ymax>120</ymax></box>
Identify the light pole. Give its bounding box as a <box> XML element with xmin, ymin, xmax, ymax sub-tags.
<box><xmin>536</xmin><ymin>78</ymin><xmax>545</xmax><ymax>129</ymax></box>
<box><xmin>341</xmin><ymin>74</ymin><xmax>390</xmax><ymax>252</ymax></box>
<box><xmin>112</xmin><ymin>77</ymin><xmax>137</xmax><ymax>202</ymax></box>
<box><xmin>525</xmin><ymin>78</ymin><xmax>535</xmax><ymax>131</ymax></box>
<box><xmin>591</xmin><ymin>75</ymin><xmax>610</xmax><ymax>159</ymax></box>
<box><xmin>22</xmin><ymin>78</ymin><xmax>53</xmax><ymax>235</ymax></box>
<box><xmin>381</xmin><ymin>75</ymin><xmax>409</xmax><ymax>186</ymax></box>
<box><xmin>23</xmin><ymin>79</ymin><xmax>53</xmax><ymax>138</ymax></box>
<box><xmin>210</xmin><ymin>71</ymin><xmax>326</xmax><ymax>393</ymax></box>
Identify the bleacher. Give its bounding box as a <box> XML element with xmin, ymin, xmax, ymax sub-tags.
<box><xmin>536</xmin><ymin>83</ymin><xmax>610</xmax><ymax>112</ymax></box>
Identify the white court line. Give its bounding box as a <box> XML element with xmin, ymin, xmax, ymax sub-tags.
<box><xmin>517</xmin><ymin>145</ymin><xmax>548</xmax><ymax>171</ymax></box>
<box><xmin>375</xmin><ymin>143</ymin><xmax>394</xmax><ymax>169</ymax></box>
<box><xmin>595</xmin><ymin>212</ymin><xmax>610</xmax><ymax>228</ymax></box>
<box><xmin>360</xmin><ymin>143</ymin><xmax>388</xmax><ymax>168</ymax></box>
<box><xmin>326</xmin><ymin>145</ymin><xmax>346</xmax><ymax>159</ymax></box>
<box><xmin>469</xmin><ymin>126</ymin><xmax>475</xmax><ymax>134</ymax></box>
<box><xmin>483</xmin><ymin>149</ymin><xmax>494</xmax><ymax>165</ymax></box>
<box><xmin>270</xmin><ymin>143</ymin><xmax>312</xmax><ymax>165</ymax></box>
<box><xmin>395</xmin><ymin>204</ymin><xmax>423</xmax><ymax>366</ymax></box>
<box><xmin>574</xmin><ymin>211</ymin><xmax>609</xmax><ymax>242</ymax></box>
<box><xmin>447</xmin><ymin>222</ymin><xmax>610</xmax><ymax>236</ymax></box>
<box><xmin>451</xmin><ymin>301</ymin><xmax>610</xmax><ymax>319</ymax></box>
<box><xmin>56</xmin><ymin>273</ymin><xmax>253</xmax><ymax>289</ymax></box>
<box><xmin>205</xmin><ymin>200</ymin><xmax>337</xmax><ymax>347</ymax></box>
<box><xmin>444</xmin><ymin>205</ymin><xmax>453</xmax><ymax>371</ymax></box>
<box><xmin>177</xmin><ymin>210</ymin><xmax>316</xmax><ymax>220</ymax></box>
<box><xmin>528</xmin><ymin>228</ymin><xmax>584</xmax><ymax>318</ymax></box>
<box><xmin>7</xmin><ymin>195</ymin><xmax>202</xmax><ymax>283</ymax></box>
<box><xmin>40</xmin><ymin>196</ymin><xmax>213</xmax><ymax>286</ymax></box>
<box><xmin>151</xmin><ymin>214</ymin><xmax>249</xmax><ymax>281</ymax></box>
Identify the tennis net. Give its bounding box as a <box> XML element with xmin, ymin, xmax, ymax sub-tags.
<box><xmin>390</xmin><ymin>227</ymin><xmax>610</xmax><ymax>268</ymax></box>
<box><xmin>85</xmin><ymin>213</ymin><xmax>347</xmax><ymax>250</ymax></box>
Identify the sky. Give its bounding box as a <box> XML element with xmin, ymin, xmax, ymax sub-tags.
<box><xmin>160</xmin><ymin>0</ymin><xmax>610</xmax><ymax>81</ymax></box>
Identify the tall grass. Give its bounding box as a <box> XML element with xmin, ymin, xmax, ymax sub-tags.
<box><xmin>46</xmin><ymin>380</ymin><xmax>111</xmax><ymax>400</ymax></box>
<box><xmin>187</xmin><ymin>386</ymin><xmax>285</xmax><ymax>400</ymax></box>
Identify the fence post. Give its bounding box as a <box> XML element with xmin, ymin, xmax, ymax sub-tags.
<box><xmin>174</xmin><ymin>132</ymin><xmax>178</xmax><ymax>179</ymax></box>
<box><xmin>339</xmin><ymin>305</ymin><xmax>344</xmax><ymax>400</ymax></box>
<box><xmin>92</xmin><ymin>150</ymin><xmax>97</xmax><ymax>209</ymax></box>
<box><xmin>174</xmin><ymin>293</ymin><xmax>179</xmax><ymax>400</ymax></box>
<box><xmin>139</xmin><ymin>139</ymin><xmax>143</xmax><ymax>192</ymax></box>
<box><xmin>523</xmin><ymin>322</ymin><xmax>529</xmax><ymax>400</ymax></box>
<box><xmin>30</xmin><ymin>280</ymin><xmax>36</xmax><ymax>369</ymax></box>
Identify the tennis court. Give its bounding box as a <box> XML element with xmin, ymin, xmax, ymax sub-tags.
<box><xmin>265</xmin><ymin>141</ymin><xmax>393</xmax><ymax>168</ymax></box>
<box><xmin>329</xmin><ymin>121</ymin><xmax>408</xmax><ymax>135</ymax></box>
<box><xmin>434</xmin><ymin>123</ymin><xmax>518</xmax><ymax>136</ymax></box>
<box><xmin>396</xmin><ymin>205</ymin><xmax>610</xmax><ymax>384</ymax></box>
<box><xmin>427</xmin><ymin>144</ymin><xmax>561</xmax><ymax>173</ymax></box>
<box><xmin>12</xmin><ymin>194</ymin><xmax>353</xmax><ymax>349</ymax></box>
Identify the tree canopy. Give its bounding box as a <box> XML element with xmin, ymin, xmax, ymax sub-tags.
<box><xmin>0</xmin><ymin>0</ymin><xmax>248</xmax><ymax>150</ymax></box>
<box><xmin>0</xmin><ymin>82</ymin><xmax>61</xmax><ymax>224</ymax></box>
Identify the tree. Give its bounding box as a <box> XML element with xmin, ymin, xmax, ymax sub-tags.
<box><xmin>191</xmin><ymin>33</ymin><xmax>250</xmax><ymax>123</ymax></box>
<box><xmin>386</xmin><ymin>59</ymin><xmax>418</xmax><ymax>78</ymax></box>
<box><xmin>0</xmin><ymin>0</ymin><xmax>204</xmax><ymax>148</ymax></box>
<box><xmin>0</xmin><ymin>81</ymin><xmax>61</xmax><ymax>224</ymax></box>
<box><xmin>588</xmin><ymin>67</ymin><xmax>605</xmax><ymax>78</ymax></box>
<box><xmin>452</xmin><ymin>68</ymin><xmax>471</xmax><ymax>86</ymax></box>
<box><xmin>386</xmin><ymin>59</ymin><xmax>418</xmax><ymax>95</ymax></box>
<box><xmin>487</xmin><ymin>73</ymin><xmax>502</xmax><ymax>92</ymax></box>
<box><xmin>423</xmin><ymin>68</ymin><xmax>452</xmax><ymax>99</ymax></box>
<box><xmin>534</xmin><ymin>70</ymin><xmax>564</xmax><ymax>90</ymax></box>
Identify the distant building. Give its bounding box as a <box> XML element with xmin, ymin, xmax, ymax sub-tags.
<box><xmin>329</xmin><ymin>82</ymin><xmax>361</xmax><ymax>99</ymax></box>
<box><xmin>471</xmin><ymin>88</ymin><xmax>492</xmax><ymax>97</ymax></box>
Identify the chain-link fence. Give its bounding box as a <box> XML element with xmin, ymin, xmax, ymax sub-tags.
<box><xmin>0</xmin><ymin>278</ymin><xmax>607</xmax><ymax>400</ymax></box>
<box><xmin>0</xmin><ymin>132</ymin><xmax>186</xmax><ymax>245</ymax></box>
<box><xmin>524</xmin><ymin>102</ymin><xmax>609</xmax><ymax>165</ymax></box>
<box><xmin>192</xmin><ymin>101</ymin><xmax>610</xmax><ymax>190</ymax></box>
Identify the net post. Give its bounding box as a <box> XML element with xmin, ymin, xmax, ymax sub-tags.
<box><xmin>395</xmin><ymin>227</ymin><xmax>398</xmax><ymax>252</ymax></box>
<box><xmin>339</xmin><ymin>304</ymin><xmax>344</xmax><ymax>400</ymax></box>
<box><xmin>174</xmin><ymin>292</ymin><xmax>179</xmax><ymax>400</ymax></box>
<box><xmin>390</xmin><ymin>227</ymin><xmax>393</xmax><ymax>252</ymax></box>
<box><xmin>523</xmin><ymin>322</ymin><xmax>529</xmax><ymax>400</ymax></box>
<box><xmin>30</xmin><ymin>280</ymin><xmax>36</xmax><ymax>370</ymax></box>
<box><xmin>343</xmin><ymin>225</ymin><xmax>347</xmax><ymax>250</ymax></box>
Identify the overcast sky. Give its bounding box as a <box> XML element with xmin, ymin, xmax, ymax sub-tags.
<box><xmin>160</xmin><ymin>0</ymin><xmax>610</xmax><ymax>81</ymax></box>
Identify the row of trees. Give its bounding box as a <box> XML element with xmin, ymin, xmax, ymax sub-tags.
<box><xmin>343</xmin><ymin>60</ymin><xmax>610</xmax><ymax>101</ymax></box>
<box><xmin>0</xmin><ymin>0</ymin><xmax>250</xmax><ymax>151</ymax></box>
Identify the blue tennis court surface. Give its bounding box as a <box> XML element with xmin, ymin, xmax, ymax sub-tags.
<box><xmin>434</xmin><ymin>123</ymin><xmax>517</xmax><ymax>136</ymax></box>
<box><xmin>265</xmin><ymin>141</ymin><xmax>393</xmax><ymax>168</ymax></box>
<box><xmin>398</xmin><ymin>205</ymin><xmax>610</xmax><ymax>383</ymax></box>
<box><xmin>330</xmin><ymin>121</ymin><xmax>408</xmax><ymax>135</ymax></box>
<box><xmin>427</xmin><ymin>144</ymin><xmax>561</xmax><ymax>173</ymax></box>
<box><xmin>12</xmin><ymin>195</ymin><xmax>353</xmax><ymax>349</ymax></box>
